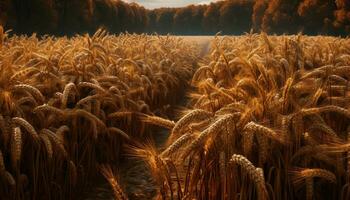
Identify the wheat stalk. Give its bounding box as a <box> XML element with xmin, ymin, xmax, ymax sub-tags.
<box><xmin>69</xmin><ymin>161</ymin><xmax>77</xmax><ymax>186</ymax></box>
<box><xmin>0</xmin><ymin>150</ymin><xmax>5</xmax><ymax>173</ymax></box>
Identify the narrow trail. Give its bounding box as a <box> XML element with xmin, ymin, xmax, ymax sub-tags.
<box><xmin>83</xmin><ymin>36</ymin><xmax>213</xmax><ymax>200</ymax></box>
<box><xmin>181</xmin><ymin>36</ymin><xmax>213</xmax><ymax>57</ymax></box>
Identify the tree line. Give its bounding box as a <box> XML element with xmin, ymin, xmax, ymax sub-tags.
<box><xmin>0</xmin><ymin>0</ymin><xmax>349</xmax><ymax>36</ymax></box>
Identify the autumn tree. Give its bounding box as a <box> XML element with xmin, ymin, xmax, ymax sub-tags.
<box><xmin>10</xmin><ymin>0</ymin><xmax>58</xmax><ymax>34</ymax></box>
<box><xmin>219</xmin><ymin>0</ymin><xmax>254</xmax><ymax>34</ymax></box>
<box><xmin>153</xmin><ymin>8</ymin><xmax>176</xmax><ymax>34</ymax></box>
<box><xmin>2</xmin><ymin>0</ymin><xmax>350</xmax><ymax>36</ymax></box>
<box><xmin>93</xmin><ymin>0</ymin><xmax>120</xmax><ymax>32</ymax></box>
<box><xmin>0</xmin><ymin>0</ymin><xmax>15</xmax><ymax>29</ymax></box>
<box><xmin>262</xmin><ymin>0</ymin><xmax>300</xmax><ymax>34</ymax></box>
<box><xmin>173</xmin><ymin>6</ymin><xmax>195</xmax><ymax>34</ymax></box>
<box><xmin>333</xmin><ymin>0</ymin><xmax>350</xmax><ymax>34</ymax></box>
<box><xmin>297</xmin><ymin>0</ymin><xmax>336</xmax><ymax>35</ymax></box>
<box><xmin>252</xmin><ymin>0</ymin><xmax>268</xmax><ymax>32</ymax></box>
<box><xmin>55</xmin><ymin>0</ymin><xmax>94</xmax><ymax>34</ymax></box>
<box><xmin>203</xmin><ymin>2</ymin><xmax>223</xmax><ymax>34</ymax></box>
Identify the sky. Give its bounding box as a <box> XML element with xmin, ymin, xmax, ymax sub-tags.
<box><xmin>124</xmin><ymin>0</ymin><xmax>217</xmax><ymax>9</ymax></box>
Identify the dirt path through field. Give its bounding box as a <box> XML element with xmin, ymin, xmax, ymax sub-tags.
<box><xmin>82</xmin><ymin>36</ymin><xmax>213</xmax><ymax>200</ymax></box>
<box><xmin>181</xmin><ymin>36</ymin><xmax>213</xmax><ymax>56</ymax></box>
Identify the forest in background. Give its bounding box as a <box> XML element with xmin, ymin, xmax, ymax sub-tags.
<box><xmin>0</xmin><ymin>0</ymin><xmax>350</xmax><ymax>36</ymax></box>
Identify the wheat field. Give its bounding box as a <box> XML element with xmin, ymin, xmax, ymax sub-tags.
<box><xmin>0</xmin><ymin>27</ymin><xmax>350</xmax><ymax>200</ymax></box>
<box><xmin>141</xmin><ymin>34</ymin><xmax>350</xmax><ymax>200</ymax></box>
<box><xmin>0</xmin><ymin>28</ymin><xmax>199</xmax><ymax>199</ymax></box>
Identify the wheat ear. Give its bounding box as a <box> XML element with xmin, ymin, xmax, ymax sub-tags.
<box><xmin>12</xmin><ymin>117</ymin><xmax>39</xmax><ymax>141</ymax></box>
<box><xmin>140</xmin><ymin>115</ymin><xmax>175</xmax><ymax>129</ymax></box>
<box><xmin>61</xmin><ymin>82</ymin><xmax>77</xmax><ymax>109</ymax></box>
<box><xmin>11</xmin><ymin>127</ymin><xmax>22</xmax><ymax>169</ymax></box>
<box><xmin>100</xmin><ymin>165</ymin><xmax>129</xmax><ymax>200</ymax></box>
<box><xmin>108</xmin><ymin>127</ymin><xmax>130</xmax><ymax>140</ymax></box>
<box><xmin>299</xmin><ymin>105</ymin><xmax>350</xmax><ymax>118</ymax></box>
<box><xmin>4</xmin><ymin>171</ymin><xmax>15</xmax><ymax>187</ymax></box>
<box><xmin>244</xmin><ymin>121</ymin><xmax>286</xmax><ymax>144</ymax></box>
<box><xmin>171</xmin><ymin>109</ymin><xmax>213</xmax><ymax>137</ymax></box>
<box><xmin>230</xmin><ymin>154</ymin><xmax>267</xmax><ymax>198</ymax></box>
<box><xmin>161</xmin><ymin>133</ymin><xmax>193</xmax><ymax>157</ymax></box>
<box><xmin>183</xmin><ymin>114</ymin><xmax>235</xmax><ymax>157</ymax></box>
<box><xmin>12</xmin><ymin>84</ymin><xmax>45</xmax><ymax>103</ymax></box>
<box><xmin>39</xmin><ymin>134</ymin><xmax>53</xmax><ymax>160</ymax></box>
